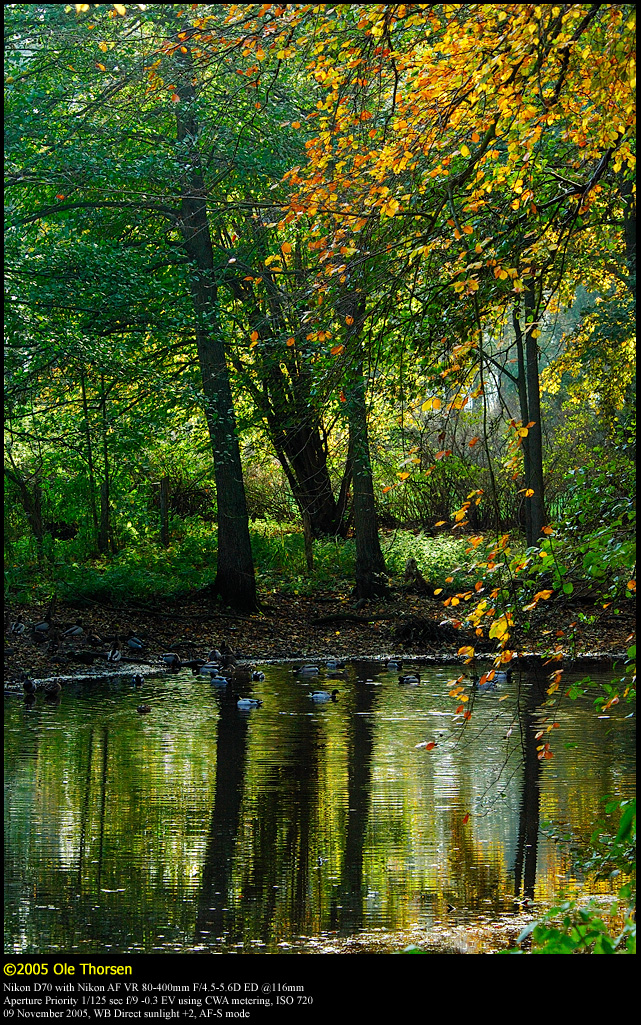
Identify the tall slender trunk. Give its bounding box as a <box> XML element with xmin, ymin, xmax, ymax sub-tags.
<box><xmin>98</xmin><ymin>373</ymin><xmax>111</xmax><ymax>555</ymax></box>
<box><xmin>512</xmin><ymin>290</ymin><xmax>546</xmax><ymax>545</ymax></box>
<box><xmin>345</xmin><ymin>355</ymin><xmax>388</xmax><ymax>599</ymax></box>
<box><xmin>80</xmin><ymin>369</ymin><xmax>100</xmax><ymax>552</ymax></box>
<box><xmin>524</xmin><ymin>287</ymin><xmax>546</xmax><ymax>543</ymax></box>
<box><xmin>174</xmin><ymin>47</ymin><xmax>257</xmax><ymax>611</ymax></box>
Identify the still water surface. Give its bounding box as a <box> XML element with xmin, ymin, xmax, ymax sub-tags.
<box><xmin>4</xmin><ymin>659</ymin><xmax>635</xmax><ymax>954</ymax></box>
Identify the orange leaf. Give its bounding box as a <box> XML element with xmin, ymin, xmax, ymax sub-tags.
<box><xmin>462</xmin><ymin>813</ymin><xmax>470</xmax><ymax>824</ymax></box>
<box><xmin>345</xmin><ymin>315</ymin><xmax>354</xmax><ymax>325</ymax></box>
<box><xmin>56</xmin><ymin>194</ymin><xmax>66</xmax><ymax>200</ymax></box>
<box><xmin>469</xmin><ymin>436</ymin><xmax>479</xmax><ymax>447</ymax></box>
<box><xmin>281</xmin><ymin>242</ymin><xmax>292</xmax><ymax>254</ymax></box>
<box><xmin>626</xmin><ymin>580</ymin><xmax>636</xmax><ymax>591</ymax></box>
<box><xmin>250</xmin><ymin>330</ymin><xmax>259</xmax><ymax>343</ymax></box>
<box><xmin>382</xmin><ymin>486</ymin><xmax>393</xmax><ymax>494</ymax></box>
<box><xmin>286</xmin><ymin>337</ymin><xmax>295</xmax><ymax>347</ymax></box>
<box><xmin>330</xmin><ymin>344</ymin><xmax>345</xmax><ymax>355</ymax></box>
<box><xmin>339</xmin><ymin>390</ymin><xmax>346</xmax><ymax>403</ymax></box>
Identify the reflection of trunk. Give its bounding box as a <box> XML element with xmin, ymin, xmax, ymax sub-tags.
<box><xmin>96</xmin><ymin>727</ymin><xmax>109</xmax><ymax>892</ymax></box>
<box><xmin>513</xmin><ymin>288</ymin><xmax>546</xmax><ymax>546</ymax></box>
<box><xmin>513</xmin><ymin>676</ymin><xmax>547</xmax><ymax>903</ymax></box>
<box><xmin>195</xmin><ymin>702</ymin><xmax>250</xmax><ymax>942</ymax></box>
<box><xmin>345</xmin><ymin>358</ymin><xmax>388</xmax><ymax>599</ymax></box>
<box><xmin>333</xmin><ymin>674</ymin><xmax>377</xmax><ymax>934</ymax></box>
<box><xmin>175</xmin><ymin>50</ymin><xmax>257</xmax><ymax>611</ymax></box>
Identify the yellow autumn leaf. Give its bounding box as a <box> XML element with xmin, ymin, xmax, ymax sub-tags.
<box><xmin>489</xmin><ymin>617</ymin><xmax>509</xmax><ymax>640</ymax></box>
<box><xmin>460</xmin><ymin>144</ymin><xmax>470</xmax><ymax>157</ymax></box>
<box><xmin>113</xmin><ymin>3</ymin><xmax>126</xmax><ymax>14</ymax></box>
<box><xmin>96</xmin><ymin>63</ymin><xmax>107</xmax><ymax>71</ymax></box>
<box><xmin>98</xmin><ymin>41</ymin><xmax>108</xmax><ymax>52</ymax></box>
<box><xmin>381</xmin><ymin>197</ymin><xmax>400</xmax><ymax>218</ymax></box>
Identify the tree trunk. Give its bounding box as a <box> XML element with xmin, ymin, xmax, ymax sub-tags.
<box><xmin>80</xmin><ymin>369</ymin><xmax>100</xmax><ymax>553</ymax></box>
<box><xmin>345</xmin><ymin>358</ymin><xmax>388</xmax><ymax>599</ymax></box>
<box><xmin>513</xmin><ymin>290</ymin><xmax>546</xmax><ymax>545</ymax></box>
<box><xmin>621</xmin><ymin>177</ymin><xmax>636</xmax><ymax>300</ymax></box>
<box><xmin>174</xmin><ymin>50</ymin><xmax>257</xmax><ymax>611</ymax></box>
<box><xmin>99</xmin><ymin>374</ymin><xmax>111</xmax><ymax>555</ymax></box>
<box><xmin>4</xmin><ymin>463</ymin><xmax>44</xmax><ymax>560</ymax></box>
<box><xmin>523</xmin><ymin>286</ymin><xmax>546</xmax><ymax>543</ymax></box>
<box><xmin>159</xmin><ymin>477</ymin><xmax>170</xmax><ymax>548</ymax></box>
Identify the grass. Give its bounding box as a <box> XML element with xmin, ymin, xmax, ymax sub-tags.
<box><xmin>4</xmin><ymin>521</ymin><xmax>477</xmax><ymax>605</ymax></box>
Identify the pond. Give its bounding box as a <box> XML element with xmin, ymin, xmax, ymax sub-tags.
<box><xmin>4</xmin><ymin>658</ymin><xmax>635</xmax><ymax>955</ymax></box>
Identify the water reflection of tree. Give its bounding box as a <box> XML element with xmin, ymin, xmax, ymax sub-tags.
<box><xmin>331</xmin><ymin>667</ymin><xmax>378</xmax><ymax>935</ymax></box>
<box><xmin>194</xmin><ymin>687</ymin><xmax>323</xmax><ymax>947</ymax></box>
<box><xmin>194</xmin><ymin>693</ymin><xmax>250</xmax><ymax>944</ymax></box>
<box><xmin>513</xmin><ymin>675</ymin><xmax>548</xmax><ymax>903</ymax></box>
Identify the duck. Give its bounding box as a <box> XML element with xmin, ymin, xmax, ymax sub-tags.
<box><xmin>470</xmin><ymin>673</ymin><xmax>497</xmax><ymax>693</ymax></box>
<box><xmin>126</xmin><ymin>633</ymin><xmax>145</xmax><ymax>652</ymax></box>
<box><xmin>220</xmin><ymin>640</ymin><xmax>236</xmax><ymax>657</ymax></box>
<box><xmin>33</xmin><ymin>598</ymin><xmax>56</xmax><ymax>637</ymax></box>
<box><xmin>490</xmin><ymin>668</ymin><xmax>513</xmax><ymax>683</ymax></box>
<box><xmin>161</xmin><ymin>652</ymin><xmax>182</xmax><ymax>670</ymax></box>
<box><xmin>398</xmin><ymin>673</ymin><xmax>421</xmax><ymax>685</ymax></box>
<box><xmin>43</xmin><ymin>679</ymin><xmax>62</xmax><ymax>698</ymax></box>
<box><xmin>87</xmin><ymin>632</ymin><xmax>104</xmax><ymax>648</ymax></box>
<box><xmin>132</xmin><ymin>673</ymin><xmax>144</xmax><ymax>687</ymax></box>
<box><xmin>237</xmin><ymin>697</ymin><xmax>262</xmax><ymax>709</ymax></box>
<box><xmin>251</xmin><ymin>670</ymin><xmax>265</xmax><ymax>681</ymax></box>
<box><xmin>207</xmin><ymin>649</ymin><xmax>223</xmax><ymax>662</ymax></box>
<box><xmin>308</xmin><ymin>689</ymin><xmax>339</xmax><ymax>702</ymax></box>
<box><xmin>325</xmin><ymin>658</ymin><xmax>345</xmax><ymax>670</ymax></box>
<box><xmin>136</xmin><ymin>704</ymin><xmax>151</xmax><ymax>714</ymax></box>
<box><xmin>63</xmin><ymin>620</ymin><xmax>84</xmax><ymax>639</ymax></box>
<box><xmin>385</xmin><ymin>658</ymin><xmax>402</xmax><ymax>671</ymax></box>
<box><xmin>107</xmin><ymin>642</ymin><xmax>122</xmax><ymax>664</ymax></box>
<box><xmin>22</xmin><ymin>676</ymin><xmax>36</xmax><ymax>696</ymax></box>
<box><xmin>199</xmin><ymin>661</ymin><xmax>222</xmax><ymax>677</ymax></box>
<box><xmin>295</xmin><ymin>665</ymin><xmax>320</xmax><ymax>677</ymax></box>
<box><xmin>11</xmin><ymin>616</ymin><xmax>25</xmax><ymax>636</ymax></box>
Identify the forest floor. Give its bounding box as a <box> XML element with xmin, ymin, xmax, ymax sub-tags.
<box><xmin>4</xmin><ymin>587</ymin><xmax>635</xmax><ymax>684</ymax></box>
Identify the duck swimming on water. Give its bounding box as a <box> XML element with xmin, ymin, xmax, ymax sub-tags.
<box><xmin>237</xmin><ymin>697</ymin><xmax>262</xmax><ymax>709</ymax></box>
